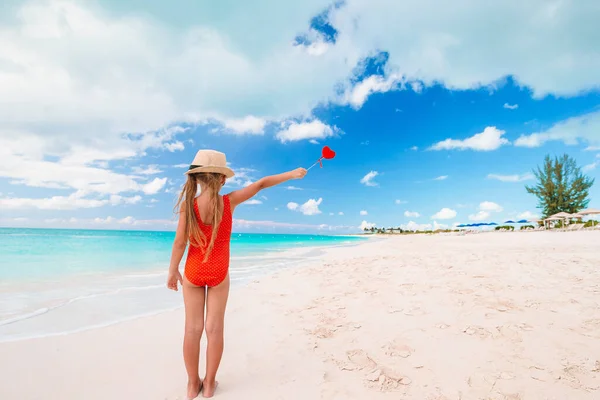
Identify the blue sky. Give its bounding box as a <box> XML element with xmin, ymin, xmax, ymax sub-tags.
<box><xmin>0</xmin><ymin>0</ymin><xmax>599</xmax><ymax>233</ymax></box>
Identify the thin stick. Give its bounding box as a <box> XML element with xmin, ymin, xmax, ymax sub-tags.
<box><xmin>306</xmin><ymin>158</ymin><xmax>322</xmax><ymax>171</ymax></box>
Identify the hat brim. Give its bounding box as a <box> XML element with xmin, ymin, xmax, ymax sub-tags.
<box><xmin>185</xmin><ymin>166</ymin><xmax>235</xmax><ymax>178</ymax></box>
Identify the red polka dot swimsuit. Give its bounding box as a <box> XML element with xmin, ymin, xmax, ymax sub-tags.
<box><xmin>184</xmin><ymin>195</ymin><xmax>232</xmax><ymax>287</ymax></box>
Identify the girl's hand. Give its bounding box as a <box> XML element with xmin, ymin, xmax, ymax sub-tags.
<box><xmin>167</xmin><ymin>270</ymin><xmax>183</xmax><ymax>291</ymax></box>
<box><xmin>290</xmin><ymin>168</ymin><xmax>307</xmax><ymax>180</ymax></box>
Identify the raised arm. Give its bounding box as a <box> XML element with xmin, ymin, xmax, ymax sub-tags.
<box><xmin>228</xmin><ymin>168</ymin><xmax>307</xmax><ymax>208</ymax></box>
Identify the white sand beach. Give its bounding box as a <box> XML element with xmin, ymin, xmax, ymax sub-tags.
<box><xmin>2</xmin><ymin>231</ymin><xmax>600</xmax><ymax>399</ymax></box>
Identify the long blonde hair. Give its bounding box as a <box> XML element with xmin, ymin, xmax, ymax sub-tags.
<box><xmin>175</xmin><ymin>172</ymin><xmax>224</xmax><ymax>261</ymax></box>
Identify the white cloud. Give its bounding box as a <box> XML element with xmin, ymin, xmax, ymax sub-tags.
<box><xmin>338</xmin><ymin>212</ymin><xmax>344</xmax><ymax>215</ymax></box>
<box><xmin>132</xmin><ymin>165</ymin><xmax>163</xmax><ymax>176</ymax></box>
<box><xmin>0</xmin><ymin>191</ymin><xmax>142</xmax><ymax>210</ymax></box>
<box><xmin>468</xmin><ymin>210</ymin><xmax>490</xmax><ymax>221</ymax></box>
<box><xmin>479</xmin><ymin>201</ymin><xmax>503</xmax><ymax>212</ymax></box>
<box><xmin>93</xmin><ymin>216</ymin><xmax>116</xmax><ymax>224</ymax></box>
<box><xmin>305</xmin><ymin>41</ymin><xmax>329</xmax><ymax>56</ymax></box>
<box><xmin>517</xmin><ymin>211</ymin><xmax>539</xmax><ymax>220</ymax></box>
<box><xmin>2</xmin><ymin>215</ymin><xmax>178</xmax><ymax>230</ymax></box>
<box><xmin>1</xmin><ymin>192</ymin><xmax>107</xmax><ymax>210</ymax></box>
<box><xmin>360</xmin><ymin>171</ymin><xmax>379</xmax><ymax>187</ymax></box>
<box><xmin>141</xmin><ymin>177</ymin><xmax>167</xmax><ymax>195</ymax></box>
<box><xmin>433</xmin><ymin>175</ymin><xmax>448</xmax><ymax>181</ymax></box>
<box><xmin>233</xmin><ymin>218</ymin><xmax>340</xmax><ymax>232</ymax></box>
<box><xmin>431</xmin><ymin>208</ymin><xmax>457</xmax><ymax>220</ymax></box>
<box><xmin>503</xmin><ymin>103</ymin><xmax>519</xmax><ymax>110</ymax></box>
<box><xmin>404</xmin><ymin>211</ymin><xmax>420</xmax><ymax>218</ymax></box>
<box><xmin>285</xmin><ymin>186</ymin><xmax>303</xmax><ymax>191</ymax></box>
<box><xmin>276</xmin><ymin>120</ymin><xmax>336</xmax><ymax>143</ymax></box>
<box><xmin>359</xmin><ymin>220</ymin><xmax>376</xmax><ymax>230</ymax></box>
<box><xmin>466</xmin><ymin>201</ymin><xmax>503</xmax><ymax>221</ymax></box>
<box><xmin>118</xmin><ymin>216</ymin><xmax>135</xmax><ymax>225</ymax></box>
<box><xmin>515</xmin><ymin>110</ymin><xmax>600</xmax><ymax>149</ymax></box>
<box><xmin>583</xmin><ymin>161</ymin><xmax>598</xmax><ymax>172</ymax></box>
<box><xmin>220</xmin><ymin>116</ymin><xmax>266</xmax><ymax>135</ymax></box>
<box><xmin>433</xmin><ymin>221</ymin><xmax>448</xmax><ymax>231</ymax></box>
<box><xmin>401</xmin><ymin>221</ymin><xmax>447</xmax><ymax>231</ymax></box>
<box><xmin>226</xmin><ymin>167</ymin><xmax>256</xmax><ymax>188</ymax></box>
<box><xmin>360</xmin><ymin>210</ymin><xmax>368</xmax><ymax>216</ymax></box>
<box><xmin>287</xmin><ymin>198</ymin><xmax>323</xmax><ymax>216</ymax></box>
<box><xmin>109</xmin><ymin>195</ymin><xmax>142</xmax><ymax>205</ymax></box>
<box><xmin>164</xmin><ymin>141</ymin><xmax>185</xmax><ymax>152</ymax></box>
<box><xmin>430</xmin><ymin>127</ymin><xmax>510</xmax><ymax>151</ymax></box>
<box><xmin>410</xmin><ymin>146</ymin><xmax>418</xmax><ymax>151</ymax></box>
<box><xmin>395</xmin><ymin>199</ymin><xmax>407</xmax><ymax>205</ymax></box>
<box><xmin>487</xmin><ymin>173</ymin><xmax>534</xmax><ymax>182</ymax></box>
<box><xmin>342</xmin><ymin>74</ymin><xmax>401</xmax><ymax>109</ymax></box>
<box><xmin>244</xmin><ymin>199</ymin><xmax>263</xmax><ymax>205</ymax></box>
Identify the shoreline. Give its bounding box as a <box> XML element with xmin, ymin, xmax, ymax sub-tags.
<box><xmin>2</xmin><ymin>232</ymin><xmax>599</xmax><ymax>399</ymax></box>
<box><xmin>0</xmin><ymin>235</ymin><xmax>367</xmax><ymax>343</ymax></box>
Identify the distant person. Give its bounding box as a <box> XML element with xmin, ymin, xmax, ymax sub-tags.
<box><xmin>166</xmin><ymin>149</ymin><xmax>306</xmax><ymax>398</ymax></box>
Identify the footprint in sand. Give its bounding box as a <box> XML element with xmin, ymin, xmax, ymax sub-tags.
<box><xmin>365</xmin><ymin>368</ymin><xmax>412</xmax><ymax>391</ymax></box>
<box><xmin>580</xmin><ymin>318</ymin><xmax>600</xmax><ymax>334</ymax></box>
<box><xmin>559</xmin><ymin>361</ymin><xmax>600</xmax><ymax>390</ymax></box>
<box><xmin>463</xmin><ymin>325</ymin><xmax>492</xmax><ymax>339</ymax></box>
<box><xmin>529</xmin><ymin>365</ymin><xmax>553</xmax><ymax>382</ymax></box>
<box><xmin>311</xmin><ymin>327</ymin><xmax>335</xmax><ymax>339</ymax></box>
<box><xmin>383</xmin><ymin>341</ymin><xmax>413</xmax><ymax>358</ymax></box>
<box><xmin>346</xmin><ymin>349</ymin><xmax>377</xmax><ymax>370</ymax></box>
<box><xmin>487</xmin><ymin>299</ymin><xmax>518</xmax><ymax>313</ymax></box>
<box><xmin>344</xmin><ymin>350</ymin><xmax>412</xmax><ymax>391</ymax></box>
<box><xmin>403</xmin><ymin>306</ymin><xmax>426</xmax><ymax>316</ymax></box>
<box><xmin>492</xmin><ymin>325</ymin><xmax>523</xmax><ymax>341</ymax></box>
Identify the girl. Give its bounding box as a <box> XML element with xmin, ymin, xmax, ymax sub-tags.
<box><xmin>166</xmin><ymin>149</ymin><xmax>307</xmax><ymax>398</ymax></box>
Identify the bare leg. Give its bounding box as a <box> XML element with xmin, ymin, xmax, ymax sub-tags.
<box><xmin>183</xmin><ymin>278</ymin><xmax>206</xmax><ymax>399</ymax></box>
<box><xmin>202</xmin><ymin>274</ymin><xmax>230</xmax><ymax>398</ymax></box>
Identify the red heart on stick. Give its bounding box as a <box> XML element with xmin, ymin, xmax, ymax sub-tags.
<box><xmin>322</xmin><ymin>146</ymin><xmax>336</xmax><ymax>160</ymax></box>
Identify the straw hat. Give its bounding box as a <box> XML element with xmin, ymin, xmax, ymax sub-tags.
<box><xmin>184</xmin><ymin>150</ymin><xmax>235</xmax><ymax>178</ymax></box>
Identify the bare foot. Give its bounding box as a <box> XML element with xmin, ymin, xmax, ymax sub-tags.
<box><xmin>202</xmin><ymin>380</ymin><xmax>219</xmax><ymax>398</ymax></box>
<box><xmin>186</xmin><ymin>378</ymin><xmax>202</xmax><ymax>399</ymax></box>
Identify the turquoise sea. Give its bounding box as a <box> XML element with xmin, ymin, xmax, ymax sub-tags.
<box><xmin>0</xmin><ymin>228</ymin><xmax>364</xmax><ymax>342</ymax></box>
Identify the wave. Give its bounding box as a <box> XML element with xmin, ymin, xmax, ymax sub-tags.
<box><xmin>120</xmin><ymin>271</ymin><xmax>167</xmax><ymax>279</ymax></box>
<box><xmin>0</xmin><ymin>284</ymin><xmax>166</xmax><ymax>327</ymax></box>
<box><xmin>0</xmin><ymin>305</ymin><xmax>183</xmax><ymax>343</ymax></box>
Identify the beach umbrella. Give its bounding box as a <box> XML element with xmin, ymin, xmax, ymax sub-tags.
<box><xmin>488</xmin><ymin>222</ymin><xmax>498</xmax><ymax>226</ymax></box>
<box><xmin>550</xmin><ymin>212</ymin><xmax>571</xmax><ymax>218</ymax></box>
<box><xmin>578</xmin><ymin>208</ymin><xmax>600</xmax><ymax>227</ymax></box>
<box><xmin>516</xmin><ymin>219</ymin><xmax>528</xmax><ymax>224</ymax></box>
<box><xmin>504</xmin><ymin>220</ymin><xmax>515</xmax><ymax>224</ymax></box>
<box><xmin>579</xmin><ymin>208</ymin><xmax>600</xmax><ymax>215</ymax></box>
